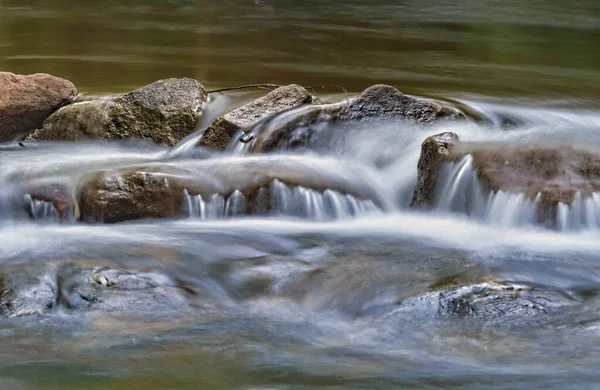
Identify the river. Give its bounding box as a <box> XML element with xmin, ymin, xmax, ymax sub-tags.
<box><xmin>2</xmin><ymin>1</ymin><xmax>600</xmax><ymax>389</ymax></box>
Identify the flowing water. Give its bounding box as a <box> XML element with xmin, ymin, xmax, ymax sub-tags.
<box><xmin>3</xmin><ymin>1</ymin><xmax>600</xmax><ymax>389</ymax></box>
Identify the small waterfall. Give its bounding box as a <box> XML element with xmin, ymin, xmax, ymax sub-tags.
<box><xmin>434</xmin><ymin>155</ymin><xmax>539</xmax><ymax>228</ymax></box>
<box><xmin>182</xmin><ymin>180</ymin><xmax>379</xmax><ymax>220</ymax></box>
<box><xmin>556</xmin><ymin>192</ymin><xmax>600</xmax><ymax>231</ymax></box>
<box><xmin>23</xmin><ymin>194</ymin><xmax>59</xmax><ymax>221</ymax></box>
<box><xmin>226</xmin><ymin>101</ymin><xmax>348</xmax><ymax>155</ymax></box>
<box><xmin>270</xmin><ymin>180</ymin><xmax>379</xmax><ymax>220</ymax></box>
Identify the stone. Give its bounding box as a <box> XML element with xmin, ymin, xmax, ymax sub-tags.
<box><xmin>29</xmin><ymin>78</ymin><xmax>206</xmax><ymax>146</ymax></box>
<box><xmin>410</xmin><ymin>133</ymin><xmax>600</xmax><ymax>227</ymax></box>
<box><xmin>0</xmin><ymin>264</ymin><xmax>57</xmax><ymax>317</ymax></box>
<box><xmin>0</xmin><ymin>72</ymin><xmax>78</xmax><ymax>141</ymax></box>
<box><xmin>410</xmin><ymin>132</ymin><xmax>460</xmax><ymax>207</ymax></box>
<box><xmin>23</xmin><ymin>183</ymin><xmax>76</xmax><ymax>221</ymax></box>
<box><xmin>78</xmin><ymin>156</ymin><xmax>387</xmax><ymax>223</ymax></box>
<box><xmin>57</xmin><ymin>262</ymin><xmax>194</xmax><ymax>315</ymax></box>
<box><xmin>237</xmin><ymin>85</ymin><xmax>465</xmax><ymax>154</ymax></box>
<box><xmin>199</xmin><ymin>84</ymin><xmax>312</xmax><ymax>149</ymax></box>
<box><xmin>341</xmin><ymin>84</ymin><xmax>466</xmax><ymax>123</ymax></box>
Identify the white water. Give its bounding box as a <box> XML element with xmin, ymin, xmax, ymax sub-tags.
<box><xmin>182</xmin><ymin>180</ymin><xmax>380</xmax><ymax>220</ymax></box>
<box><xmin>434</xmin><ymin>155</ymin><xmax>540</xmax><ymax>228</ymax></box>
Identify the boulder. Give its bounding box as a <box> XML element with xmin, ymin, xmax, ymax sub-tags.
<box><xmin>0</xmin><ymin>72</ymin><xmax>78</xmax><ymax>141</ymax></box>
<box><xmin>78</xmin><ymin>156</ymin><xmax>386</xmax><ymax>223</ymax></box>
<box><xmin>199</xmin><ymin>84</ymin><xmax>312</xmax><ymax>149</ymax></box>
<box><xmin>239</xmin><ymin>85</ymin><xmax>465</xmax><ymax>154</ymax></box>
<box><xmin>341</xmin><ymin>84</ymin><xmax>465</xmax><ymax>123</ymax></box>
<box><xmin>28</xmin><ymin>78</ymin><xmax>206</xmax><ymax>146</ymax></box>
<box><xmin>410</xmin><ymin>133</ymin><xmax>600</xmax><ymax>228</ymax></box>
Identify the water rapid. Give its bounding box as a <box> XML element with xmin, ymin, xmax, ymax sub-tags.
<box><xmin>4</xmin><ymin>93</ymin><xmax>600</xmax><ymax>389</ymax></box>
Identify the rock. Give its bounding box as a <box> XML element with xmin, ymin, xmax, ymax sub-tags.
<box><xmin>410</xmin><ymin>133</ymin><xmax>600</xmax><ymax>228</ymax></box>
<box><xmin>0</xmin><ymin>72</ymin><xmax>78</xmax><ymax>141</ymax></box>
<box><xmin>57</xmin><ymin>262</ymin><xmax>194</xmax><ymax>315</ymax></box>
<box><xmin>387</xmin><ymin>279</ymin><xmax>577</xmax><ymax>325</ymax></box>
<box><xmin>29</xmin><ymin>78</ymin><xmax>206</xmax><ymax>146</ymax></box>
<box><xmin>341</xmin><ymin>84</ymin><xmax>466</xmax><ymax>124</ymax></box>
<box><xmin>0</xmin><ymin>264</ymin><xmax>57</xmax><ymax>317</ymax></box>
<box><xmin>78</xmin><ymin>156</ymin><xmax>386</xmax><ymax>223</ymax></box>
<box><xmin>23</xmin><ymin>183</ymin><xmax>76</xmax><ymax>221</ymax></box>
<box><xmin>199</xmin><ymin>84</ymin><xmax>313</xmax><ymax>149</ymax></box>
<box><xmin>239</xmin><ymin>85</ymin><xmax>465</xmax><ymax>154</ymax></box>
<box><xmin>410</xmin><ymin>132</ymin><xmax>460</xmax><ymax>207</ymax></box>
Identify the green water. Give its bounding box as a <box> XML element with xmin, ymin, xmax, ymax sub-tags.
<box><xmin>1</xmin><ymin>0</ymin><xmax>600</xmax><ymax>100</ymax></box>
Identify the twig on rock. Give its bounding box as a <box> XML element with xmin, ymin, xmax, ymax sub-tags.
<box><xmin>207</xmin><ymin>84</ymin><xmax>282</xmax><ymax>94</ymax></box>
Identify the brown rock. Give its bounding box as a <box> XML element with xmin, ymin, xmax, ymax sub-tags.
<box><xmin>79</xmin><ymin>157</ymin><xmax>386</xmax><ymax>223</ymax></box>
<box><xmin>410</xmin><ymin>133</ymin><xmax>600</xmax><ymax>227</ymax></box>
<box><xmin>410</xmin><ymin>132</ymin><xmax>460</xmax><ymax>207</ymax></box>
<box><xmin>0</xmin><ymin>72</ymin><xmax>78</xmax><ymax>141</ymax></box>
<box><xmin>199</xmin><ymin>84</ymin><xmax>313</xmax><ymax>149</ymax></box>
<box><xmin>29</xmin><ymin>78</ymin><xmax>206</xmax><ymax>146</ymax></box>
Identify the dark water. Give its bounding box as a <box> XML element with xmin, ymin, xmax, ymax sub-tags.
<box><xmin>3</xmin><ymin>1</ymin><xmax>600</xmax><ymax>389</ymax></box>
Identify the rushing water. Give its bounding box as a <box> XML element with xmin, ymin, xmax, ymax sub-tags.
<box><xmin>3</xmin><ymin>1</ymin><xmax>600</xmax><ymax>389</ymax></box>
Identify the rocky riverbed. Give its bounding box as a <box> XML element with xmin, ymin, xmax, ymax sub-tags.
<box><xmin>2</xmin><ymin>71</ymin><xmax>600</xmax><ymax>388</ymax></box>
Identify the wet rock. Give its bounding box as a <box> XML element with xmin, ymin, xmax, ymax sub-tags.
<box><xmin>410</xmin><ymin>133</ymin><xmax>600</xmax><ymax>227</ymax></box>
<box><xmin>341</xmin><ymin>84</ymin><xmax>465</xmax><ymax>123</ymax></box>
<box><xmin>241</xmin><ymin>85</ymin><xmax>465</xmax><ymax>154</ymax></box>
<box><xmin>57</xmin><ymin>262</ymin><xmax>194</xmax><ymax>315</ymax></box>
<box><xmin>199</xmin><ymin>84</ymin><xmax>312</xmax><ymax>149</ymax></box>
<box><xmin>389</xmin><ymin>280</ymin><xmax>578</xmax><ymax>325</ymax></box>
<box><xmin>0</xmin><ymin>265</ymin><xmax>57</xmax><ymax>317</ymax></box>
<box><xmin>410</xmin><ymin>132</ymin><xmax>460</xmax><ymax>207</ymax></box>
<box><xmin>28</xmin><ymin>78</ymin><xmax>206</xmax><ymax>146</ymax></box>
<box><xmin>79</xmin><ymin>156</ymin><xmax>385</xmax><ymax>223</ymax></box>
<box><xmin>0</xmin><ymin>72</ymin><xmax>78</xmax><ymax>141</ymax></box>
<box><xmin>23</xmin><ymin>183</ymin><xmax>76</xmax><ymax>221</ymax></box>
<box><xmin>79</xmin><ymin>167</ymin><xmax>204</xmax><ymax>223</ymax></box>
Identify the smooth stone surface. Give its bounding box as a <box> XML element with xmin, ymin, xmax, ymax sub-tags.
<box><xmin>0</xmin><ymin>72</ymin><xmax>78</xmax><ymax>141</ymax></box>
<box><xmin>29</xmin><ymin>78</ymin><xmax>206</xmax><ymax>146</ymax></box>
<box><xmin>200</xmin><ymin>84</ymin><xmax>313</xmax><ymax>149</ymax></box>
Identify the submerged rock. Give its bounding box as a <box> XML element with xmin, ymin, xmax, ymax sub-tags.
<box><xmin>78</xmin><ymin>156</ymin><xmax>385</xmax><ymax>223</ymax></box>
<box><xmin>410</xmin><ymin>133</ymin><xmax>600</xmax><ymax>228</ymax></box>
<box><xmin>239</xmin><ymin>85</ymin><xmax>465</xmax><ymax>154</ymax></box>
<box><xmin>199</xmin><ymin>84</ymin><xmax>313</xmax><ymax>149</ymax></box>
<box><xmin>57</xmin><ymin>262</ymin><xmax>194</xmax><ymax>315</ymax></box>
<box><xmin>28</xmin><ymin>78</ymin><xmax>206</xmax><ymax>146</ymax></box>
<box><xmin>0</xmin><ymin>72</ymin><xmax>78</xmax><ymax>141</ymax></box>
<box><xmin>389</xmin><ymin>279</ymin><xmax>578</xmax><ymax>325</ymax></box>
<box><xmin>0</xmin><ymin>264</ymin><xmax>57</xmax><ymax>317</ymax></box>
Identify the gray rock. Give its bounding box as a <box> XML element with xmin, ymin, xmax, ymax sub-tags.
<box><xmin>0</xmin><ymin>72</ymin><xmax>78</xmax><ymax>141</ymax></box>
<box><xmin>29</xmin><ymin>78</ymin><xmax>206</xmax><ymax>146</ymax></box>
<box><xmin>199</xmin><ymin>84</ymin><xmax>312</xmax><ymax>149</ymax></box>
<box><xmin>238</xmin><ymin>85</ymin><xmax>465</xmax><ymax>154</ymax></box>
<box><xmin>78</xmin><ymin>156</ymin><xmax>386</xmax><ymax>223</ymax></box>
<box><xmin>342</xmin><ymin>84</ymin><xmax>465</xmax><ymax>123</ymax></box>
<box><xmin>57</xmin><ymin>262</ymin><xmax>193</xmax><ymax>315</ymax></box>
<box><xmin>0</xmin><ymin>264</ymin><xmax>57</xmax><ymax>317</ymax></box>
